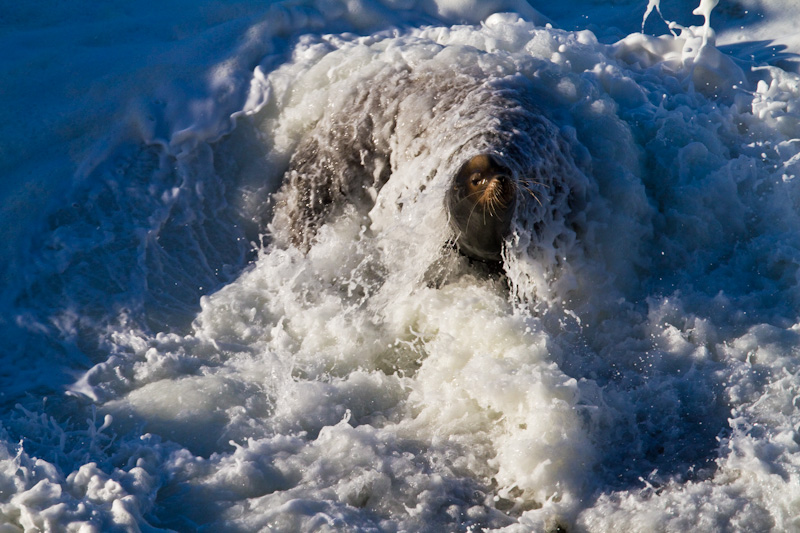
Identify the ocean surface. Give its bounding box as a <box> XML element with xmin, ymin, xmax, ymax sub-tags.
<box><xmin>2</xmin><ymin>0</ymin><xmax>800</xmax><ymax>531</ymax></box>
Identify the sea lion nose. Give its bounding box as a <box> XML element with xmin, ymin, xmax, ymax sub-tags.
<box><xmin>488</xmin><ymin>173</ymin><xmax>515</xmax><ymax>207</ymax></box>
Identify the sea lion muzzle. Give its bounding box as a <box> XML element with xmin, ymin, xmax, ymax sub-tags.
<box><xmin>447</xmin><ymin>154</ymin><xmax>516</xmax><ymax>262</ymax></box>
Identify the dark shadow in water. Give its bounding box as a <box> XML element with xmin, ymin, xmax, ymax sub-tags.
<box><xmin>14</xmin><ymin>118</ymin><xmax>276</xmax><ymax>344</ymax></box>
<box><xmin>548</xmin><ymin>286</ymin><xmax>792</xmax><ymax>523</ymax></box>
<box><xmin>548</xmin><ymin>304</ymin><xmax>738</xmax><ymax>503</ymax></box>
<box><xmin>0</xmin><ymin>117</ymin><xmax>278</xmax><ymax>408</ymax></box>
<box><xmin>720</xmin><ymin>40</ymin><xmax>800</xmax><ymax>73</ymax></box>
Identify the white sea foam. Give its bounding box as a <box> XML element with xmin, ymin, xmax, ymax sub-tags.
<box><xmin>3</xmin><ymin>0</ymin><xmax>800</xmax><ymax>531</ymax></box>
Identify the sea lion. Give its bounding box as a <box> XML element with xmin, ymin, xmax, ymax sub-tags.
<box><xmin>269</xmin><ymin>63</ymin><xmax>581</xmax><ymax>264</ymax></box>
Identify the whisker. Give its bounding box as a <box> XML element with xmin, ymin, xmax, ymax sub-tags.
<box><xmin>466</xmin><ymin>198</ymin><xmax>482</xmax><ymax>229</ymax></box>
<box><xmin>458</xmin><ymin>174</ymin><xmax>520</xmax><ymax>230</ymax></box>
<box><xmin>490</xmin><ymin>189</ymin><xmax>502</xmax><ymax>217</ymax></box>
<box><xmin>514</xmin><ymin>182</ymin><xmax>543</xmax><ymax>206</ymax></box>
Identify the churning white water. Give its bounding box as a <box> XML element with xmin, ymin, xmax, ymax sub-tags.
<box><xmin>3</xmin><ymin>0</ymin><xmax>800</xmax><ymax>531</ymax></box>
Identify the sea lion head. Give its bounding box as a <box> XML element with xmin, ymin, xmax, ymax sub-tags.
<box><xmin>447</xmin><ymin>154</ymin><xmax>517</xmax><ymax>262</ymax></box>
